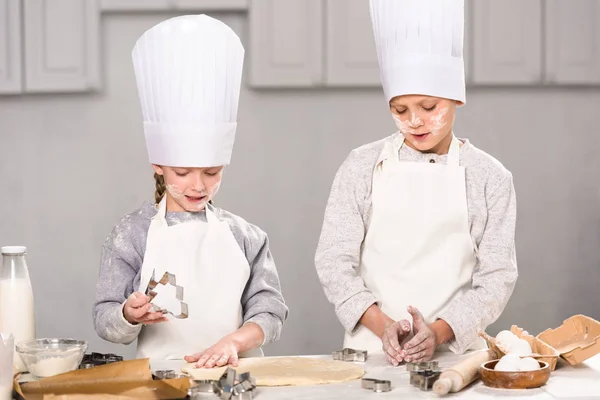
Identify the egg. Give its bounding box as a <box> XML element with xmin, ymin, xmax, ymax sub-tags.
<box><xmin>519</xmin><ymin>357</ymin><xmax>541</xmax><ymax>371</ymax></box>
<box><xmin>494</xmin><ymin>354</ymin><xmax>521</xmax><ymax>372</ymax></box>
<box><xmin>495</xmin><ymin>330</ymin><xmax>519</xmax><ymax>352</ymax></box>
<box><xmin>500</xmin><ymin>354</ymin><xmax>520</xmax><ymax>362</ymax></box>
<box><xmin>508</xmin><ymin>338</ymin><xmax>532</xmax><ymax>357</ymax></box>
<box><xmin>496</xmin><ymin>330</ymin><xmax>518</xmax><ymax>344</ymax></box>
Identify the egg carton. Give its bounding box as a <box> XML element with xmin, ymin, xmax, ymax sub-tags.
<box><xmin>479</xmin><ymin>326</ymin><xmax>559</xmax><ymax>371</ymax></box>
<box><xmin>537</xmin><ymin>314</ymin><xmax>600</xmax><ymax>366</ymax></box>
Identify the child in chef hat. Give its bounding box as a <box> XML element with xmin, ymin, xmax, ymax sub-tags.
<box><xmin>316</xmin><ymin>0</ymin><xmax>517</xmax><ymax>365</ymax></box>
<box><xmin>94</xmin><ymin>15</ymin><xmax>288</xmax><ymax>366</ymax></box>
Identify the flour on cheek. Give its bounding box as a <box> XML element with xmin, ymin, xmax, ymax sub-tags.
<box><xmin>393</xmin><ymin>113</ymin><xmax>422</xmax><ymax>136</ymax></box>
<box><xmin>166</xmin><ymin>184</ymin><xmax>185</xmax><ymax>199</ymax></box>
<box><xmin>429</xmin><ymin>107</ymin><xmax>449</xmax><ymax>136</ymax></box>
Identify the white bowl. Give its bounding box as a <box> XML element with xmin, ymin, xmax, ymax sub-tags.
<box><xmin>16</xmin><ymin>338</ymin><xmax>87</xmax><ymax>379</ymax></box>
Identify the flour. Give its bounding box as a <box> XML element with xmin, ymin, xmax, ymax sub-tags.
<box><xmin>430</xmin><ymin>107</ymin><xmax>449</xmax><ymax>136</ymax></box>
<box><xmin>28</xmin><ymin>353</ymin><xmax>81</xmax><ymax>378</ymax></box>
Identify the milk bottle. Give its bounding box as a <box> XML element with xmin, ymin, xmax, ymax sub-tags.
<box><xmin>0</xmin><ymin>246</ymin><xmax>36</xmax><ymax>372</ymax></box>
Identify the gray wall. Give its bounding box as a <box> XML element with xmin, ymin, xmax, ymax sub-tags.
<box><xmin>0</xmin><ymin>13</ymin><xmax>598</xmax><ymax>359</ymax></box>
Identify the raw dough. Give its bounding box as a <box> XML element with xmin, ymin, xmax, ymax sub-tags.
<box><xmin>182</xmin><ymin>357</ymin><xmax>365</xmax><ymax>386</ymax></box>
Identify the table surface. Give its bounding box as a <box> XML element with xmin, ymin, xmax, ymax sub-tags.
<box><xmin>151</xmin><ymin>352</ymin><xmax>600</xmax><ymax>399</ymax></box>
<box><xmin>18</xmin><ymin>352</ymin><xmax>600</xmax><ymax>399</ymax></box>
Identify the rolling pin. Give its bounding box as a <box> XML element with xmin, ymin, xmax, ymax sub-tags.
<box><xmin>433</xmin><ymin>349</ymin><xmax>496</xmax><ymax>395</ymax></box>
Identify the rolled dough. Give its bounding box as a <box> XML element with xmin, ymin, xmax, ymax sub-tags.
<box><xmin>181</xmin><ymin>357</ymin><xmax>365</xmax><ymax>386</ymax></box>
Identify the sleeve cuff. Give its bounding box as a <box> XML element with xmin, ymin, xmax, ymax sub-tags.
<box><xmin>337</xmin><ymin>290</ymin><xmax>379</xmax><ymax>334</ymax></box>
<box><xmin>114</xmin><ymin>301</ymin><xmax>143</xmax><ymax>337</ymax></box>
<box><xmin>437</xmin><ymin>312</ymin><xmax>472</xmax><ymax>355</ymax></box>
<box><xmin>245</xmin><ymin>313</ymin><xmax>282</xmax><ymax>346</ymax></box>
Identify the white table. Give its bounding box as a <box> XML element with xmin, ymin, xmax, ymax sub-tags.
<box><xmin>19</xmin><ymin>352</ymin><xmax>600</xmax><ymax>399</ymax></box>
<box><xmin>152</xmin><ymin>352</ymin><xmax>600</xmax><ymax>399</ymax></box>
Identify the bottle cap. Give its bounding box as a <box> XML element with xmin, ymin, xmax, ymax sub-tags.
<box><xmin>1</xmin><ymin>246</ymin><xmax>27</xmax><ymax>255</ymax></box>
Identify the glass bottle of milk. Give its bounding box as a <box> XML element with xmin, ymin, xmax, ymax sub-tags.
<box><xmin>0</xmin><ymin>246</ymin><xmax>35</xmax><ymax>372</ymax></box>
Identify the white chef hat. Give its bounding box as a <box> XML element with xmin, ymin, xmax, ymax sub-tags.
<box><xmin>370</xmin><ymin>0</ymin><xmax>466</xmax><ymax>104</ymax></box>
<box><xmin>132</xmin><ymin>15</ymin><xmax>244</xmax><ymax>167</ymax></box>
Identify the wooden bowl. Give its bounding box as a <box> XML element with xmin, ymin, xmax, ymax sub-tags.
<box><xmin>480</xmin><ymin>360</ymin><xmax>551</xmax><ymax>389</ymax></box>
<box><xmin>478</xmin><ymin>328</ymin><xmax>559</xmax><ymax>371</ymax></box>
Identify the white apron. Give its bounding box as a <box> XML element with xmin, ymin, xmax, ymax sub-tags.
<box><xmin>136</xmin><ymin>198</ymin><xmax>264</xmax><ymax>360</ymax></box>
<box><xmin>344</xmin><ymin>134</ymin><xmax>485</xmax><ymax>353</ymax></box>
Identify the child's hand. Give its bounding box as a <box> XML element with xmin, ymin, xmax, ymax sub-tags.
<box><xmin>382</xmin><ymin>319</ymin><xmax>411</xmax><ymax>366</ymax></box>
<box><xmin>185</xmin><ymin>337</ymin><xmax>239</xmax><ymax>368</ymax></box>
<box><xmin>184</xmin><ymin>323</ymin><xmax>264</xmax><ymax>369</ymax></box>
<box><xmin>402</xmin><ymin>306</ymin><xmax>438</xmax><ymax>362</ymax></box>
<box><xmin>123</xmin><ymin>292</ymin><xmax>168</xmax><ymax>325</ymax></box>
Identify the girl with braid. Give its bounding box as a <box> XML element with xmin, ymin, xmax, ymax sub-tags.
<box><xmin>93</xmin><ymin>15</ymin><xmax>288</xmax><ymax>366</ymax></box>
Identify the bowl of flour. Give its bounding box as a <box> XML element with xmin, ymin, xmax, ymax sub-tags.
<box><xmin>16</xmin><ymin>338</ymin><xmax>87</xmax><ymax>379</ymax></box>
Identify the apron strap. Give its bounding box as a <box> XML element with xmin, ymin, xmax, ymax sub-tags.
<box><xmin>384</xmin><ymin>134</ymin><xmax>404</xmax><ymax>166</ymax></box>
<box><xmin>447</xmin><ymin>135</ymin><xmax>460</xmax><ymax>166</ymax></box>
<box><xmin>205</xmin><ymin>203</ymin><xmax>219</xmax><ymax>224</ymax></box>
<box><xmin>153</xmin><ymin>196</ymin><xmax>168</xmax><ymax>225</ymax></box>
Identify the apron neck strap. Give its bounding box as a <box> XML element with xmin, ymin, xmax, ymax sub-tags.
<box><xmin>447</xmin><ymin>135</ymin><xmax>460</xmax><ymax>166</ymax></box>
<box><xmin>205</xmin><ymin>203</ymin><xmax>219</xmax><ymax>224</ymax></box>
<box><xmin>154</xmin><ymin>196</ymin><xmax>168</xmax><ymax>223</ymax></box>
<box><xmin>395</xmin><ymin>134</ymin><xmax>460</xmax><ymax>166</ymax></box>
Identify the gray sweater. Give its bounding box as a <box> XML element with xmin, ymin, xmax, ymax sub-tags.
<box><xmin>315</xmin><ymin>134</ymin><xmax>518</xmax><ymax>354</ymax></box>
<box><xmin>93</xmin><ymin>202</ymin><xmax>288</xmax><ymax>346</ymax></box>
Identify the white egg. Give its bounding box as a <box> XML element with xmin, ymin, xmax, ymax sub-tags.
<box><xmin>508</xmin><ymin>339</ymin><xmax>532</xmax><ymax>357</ymax></box>
<box><xmin>494</xmin><ymin>354</ymin><xmax>521</xmax><ymax>372</ymax></box>
<box><xmin>496</xmin><ymin>330</ymin><xmax>519</xmax><ymax>352</ymax></box>
<box><xmin>519</xmin><ymin>357</ymin><xmax>541</xmax><ymax>371</ymax></box>
<box><xmin>496</xmin><ymin>339</ymin><xmax>514</xmax><ymax>353</ymax></box>
<box><xmin>501</xmin><ymin>354</ymin><xmax>521</xmax><ymax>362</ymax></box>
<box><xmin>496</xmin><ymin>330</ymin><xmax>518</xmax><ymax>344</ymax></box>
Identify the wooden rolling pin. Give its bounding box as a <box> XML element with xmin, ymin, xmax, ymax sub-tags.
<box><xmin>433</xmin><ymin>349</ymin><xmax>496</xmax><ymax>395</ymax></box>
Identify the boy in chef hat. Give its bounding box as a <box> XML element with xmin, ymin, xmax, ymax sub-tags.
<box><xmin>316</xmin><ymin>0</ymin><xmax>517</xmax><ymax>365</ymax></box>
<box><xmin>93</xmin><ymin>15</ymin><xmax>288</xmax><ymax>366</ymax></box>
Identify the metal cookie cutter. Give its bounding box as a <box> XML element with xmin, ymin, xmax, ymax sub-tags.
<box><xmin>192</xmin><ymin>380</ymin><xmax>218</xmax><ymax>394</ymax></box>
<box><xmin>144</xmin><ymin>270</ymin><xmax>189</xmax><ymax>319</ymax></box>
<box><xmin>332</xmin><ymin>348</ymin><xmax>367</xmax><ymax>362</ymax></box>
<box><xmin>188</xmin><ymin>368</ymin><xmax>257</xmax><ymax>400</ymax></box>
<box><xmin>79</xmin><ymin>352</ymin><xmax>123</xmax><ymax>369</ymax></box>
<box><xmin>408</xmin><ymin>361</ymin><xmax>441</xmax><ymax>391</ymax></box>
<box><xmin>409</xmin><ymin>370</ymin><xmax>442</xmax><ymax>391</ymax></box>
<box><xmin>361</xmin><ymin>378</ymin><xmax>392</xmax><ymax>393</ymax></box>
<box><xmin>406</xmin><ymin>360</ymin><xmax>439</xmax><ymax>372</ymax></box>
<box><xmin>153</xmin><ymin>369</ymin><xmax>187</xmax><ymax>380</ymax></box>
<box><xmin>189</xmin><ymin>380</ymin><xmax>222</xmax><ymax>399</ymax></box>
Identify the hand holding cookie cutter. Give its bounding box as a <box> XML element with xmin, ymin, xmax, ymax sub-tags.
<box><xmin>144</xmin><ymin>270</ymin><xmax>189</xmax><ymax>319</ymax></box>
<box><xmin>361</xmin><ymin>378</ymin><xmax>392</xmax><ymax>393</ymax></box>
<box><xmin>332</xmin><ymin>348</ymin><xmax>367</xmax><ymax>362</ymax></box>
